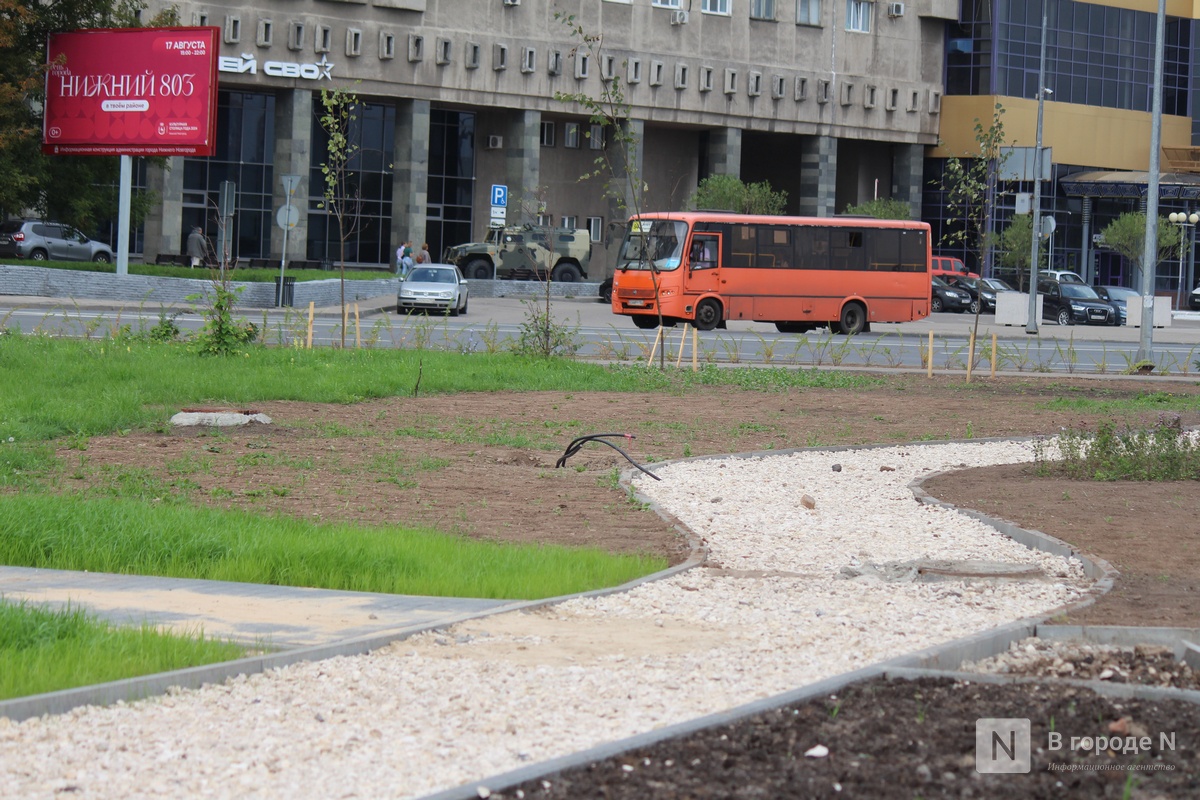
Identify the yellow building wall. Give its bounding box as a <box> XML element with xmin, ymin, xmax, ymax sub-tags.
<box><xmin>932</xmin><ymin>95</ymin><xmax>1194</xmax><ymax>171</ymax></box>
<box><xmin>1089</xmin><ymin>0</ymin><xmax>1196</xmax><ymax>15</ymax></box>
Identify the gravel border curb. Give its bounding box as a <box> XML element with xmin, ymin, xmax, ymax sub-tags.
<box><xmin>882</xmin><ymin>666</ymin><xmax>1200</xmax><ymax>706</ymax></box>
<box><xmin>411</xmin><ymin>437</ymin><xmax>1134</xmax><ymax>800</ymax></box>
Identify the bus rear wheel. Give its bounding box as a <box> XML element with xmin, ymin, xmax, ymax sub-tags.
<box><xmin>839</xmin><ymin>302</ymin><xmax>867</xmax><ymax>336</ymax></box>
<box><xmin>693</xmin><ymin>298</ymin><xmax>722</xmax><ymax>332</ymax></box>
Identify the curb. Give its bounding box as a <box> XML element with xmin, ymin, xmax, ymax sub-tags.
<box><xmin>412</xmin><ymin>437</ymin><xmax>1190</xmax><ymax>800</ymax></box>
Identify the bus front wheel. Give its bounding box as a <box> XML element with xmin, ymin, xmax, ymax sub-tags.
<box><xmin>632</xmin><ymin>315</ymin><xmax>658</xmax><ymax>329</ymax></box>
<box><xmin>839</xmin><ymin>303</ymin><xmax>867</xmax><ymax>336</ymax></box>
<box><xmin>693</xmin><ymin>298</ymin><xmax>722</xmax><ymax>332</ymax></box>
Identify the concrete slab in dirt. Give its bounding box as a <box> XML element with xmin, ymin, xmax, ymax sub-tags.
<box><xmin>0</xmin><ymin>565</ymin><xmax>508</xmax><ymax>649</ymax></box>
<box><xmin>171</xmin><ymin>409</ymin><xmax>272</xmax><ymax>427</ymax></box>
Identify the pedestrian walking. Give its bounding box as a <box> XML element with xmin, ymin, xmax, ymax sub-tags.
<box><xmin>415</xmin><ymin>242</ymin><xmax>431</xmax><ymax>264</ymax></box>
<box><xmin>399</xmin><ymin>241</ymin><xmax>415</xmax><ymax>277</ymax></box>
<box><xmin>187</xmin><ymin>226</ymin><xmax>207</xmax><ymax>268</ymax></box>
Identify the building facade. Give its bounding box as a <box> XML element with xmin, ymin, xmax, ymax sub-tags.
<box><xmin>139</xmin><ymin>0</ymin><xmax>953</xmax><ymax>274</ymax></box>
<box><xmin>928</xmin><ymin>0</ymin><xmax>1198</xmax><ymax>298</ymax></box>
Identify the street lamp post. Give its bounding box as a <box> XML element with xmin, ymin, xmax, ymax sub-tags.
<box><xmin>1167</xmin><ymin>211</ymin><xmax>1198</xmax><ymax>309</ymax></box>
<box><xmin>278</xmin><ymin>174</ymin><xmax>302</xmax><ymax>308</ymax></box>
<box><xmin>1025</xmin><ymin>0</ymin><xmax>1050</xmax><ymax>335</ymax></box>
<box><xmin>1136</xmin><ymin>0</ymin><xmax>1167</xmax><ymax>363</ymax></box>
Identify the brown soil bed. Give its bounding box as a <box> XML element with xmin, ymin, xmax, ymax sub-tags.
<box><xmin>490</xmin><ymin>677</ymin><xmax>1199</xmax><ymax>799</ymax></box>
<box><xmin>56</xmin><ymin>372</ymin><xmax>1200</xmax><ymax>796</ymax></box>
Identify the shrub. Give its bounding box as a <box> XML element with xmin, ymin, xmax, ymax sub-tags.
<box><xmin>1035</xmin><ymin>414</ymin><xmax>1200</xmax><ymax>480</ymax></box>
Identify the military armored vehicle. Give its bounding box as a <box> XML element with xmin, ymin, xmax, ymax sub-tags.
<box><xmin>443</xmin><ymin>224</ymin><xmax>592</xmax><ymax>282</ymax></box>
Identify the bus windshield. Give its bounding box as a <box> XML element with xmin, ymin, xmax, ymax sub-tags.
<box><xmin>616</xmin><ymin>219</ymin><xmax>687</xmax><ymax>271</ymax></box>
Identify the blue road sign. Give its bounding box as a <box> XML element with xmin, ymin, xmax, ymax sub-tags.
<box><xmin>491</xmin><ymin>185</ymin><xmax>508</xmax><ymax>207</ymax></box>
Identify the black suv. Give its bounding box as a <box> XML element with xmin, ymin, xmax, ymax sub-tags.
<box><xmin>0</xmin><ymin>220</ymin><xmax>114</xmax><ymax>263</ymax></box>
<box><xmin>1037</xmin><ymin>279</ymin><xmax>1118</xmax><ymax>326</ymax></box>
<box><xmin>931</xmin><ymin>276</ymin><xmax>972</xmax><ymax>313</ymax></box>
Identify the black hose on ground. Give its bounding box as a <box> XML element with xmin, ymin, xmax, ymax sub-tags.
<box><xmin>555</xmin><ymin>433</ymin><xmax>662</xmax><ymax>481</ymax></box>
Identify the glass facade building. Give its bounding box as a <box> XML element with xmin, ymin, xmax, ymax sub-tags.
<box><xmin>928</xmin><ymin>0</ymin><xmax>1198</xmax><ymax>293</ymax></box>
<box><xmin>946</xmin><ymin>0</ymin><xmax>1191</xmax><ymax>115</ymax></box>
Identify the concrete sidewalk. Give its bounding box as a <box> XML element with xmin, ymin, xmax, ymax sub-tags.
<box><xmin>0</xmin><ymin>292</ymin><xmax>401</xmax><ymax>318</ymax></box>
<box><xmin>0</xmin><ymin>565</ymin><xmax>509</xmax><ymax>649</ymax></box>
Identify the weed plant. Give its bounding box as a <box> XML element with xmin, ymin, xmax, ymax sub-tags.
<box><xmin>0</xmin><ymin>599</ymin><xmax>244</xmax><ymax>700</ymax></box>
<box><xmin>512</xmin><ymin>299</ymin><xmax>582</xmax><ymax>358</ymax></box>
<box><xmin>1035</xmin><ymin>414</ymin><xmax>1200</xmax><ymax>480</ymax></box>
<box><xmin>1040</xmin><ymin>390</ymin><xmax>1200</xmax><ymax>416</ymax></box>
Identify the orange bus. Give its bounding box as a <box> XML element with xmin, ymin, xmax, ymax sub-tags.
<box><xmin>610</xmin><ymin>212</ymin><xmax>932</xmax><ymax>335</ymax></box>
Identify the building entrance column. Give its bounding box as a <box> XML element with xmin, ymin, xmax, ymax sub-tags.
<box><xmin>142</xmin><ymin>157</ymin><xmax>184</xmax><ymax>261</ymax></box>
<box><xmin>505</xmin><ymin>110</ymin><xmax>541</xmax><ymax>222</ymax></box>
<box><xmin>798</xmin><ymin>136</ymin><xmax>837</xmax><ymax>217</ymax></box>
<box><xmin>272</xmin><ymin>88</ymin><xmax>312</xmax><ymax>264</ymax></box>
<box><xmin>892</xmin><ymin>144</ymin><xmax>925</xmax><ymax>220</ymax></box>
<box><xmin>706</xmin><ymin>127</ymin><xmax>742</xmax><ymax>179</ymax></box>
<box><xmin>392</xmin><ymin>99</ymin><xmax>431</xmax><ymax>260</ymax></box>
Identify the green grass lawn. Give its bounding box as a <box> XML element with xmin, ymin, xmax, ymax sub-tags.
<box><xmin>0</xmin><ymin>599</ymin><xmax>245</xmax><ymax>701</ymax></box>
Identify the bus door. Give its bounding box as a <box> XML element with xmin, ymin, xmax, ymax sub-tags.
<box><xmin>684</xmin><ymin>232</ymin><xmax>722</xmax><ymax>296</ymax></box>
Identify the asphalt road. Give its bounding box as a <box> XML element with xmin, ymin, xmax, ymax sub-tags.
<box><xmin>5</xmin><ymin>292</ymin><xmax>1200</xmax><ymax>375</ymax></box>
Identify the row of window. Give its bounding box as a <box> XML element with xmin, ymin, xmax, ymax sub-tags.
<box><xmin>693</xmin><ymin>223</ymin><xmax>929</xmax><ymax>271</ymax></box>
<box><xmin>534</xmin><ymin>214</ymin><xmax>607</xmax><ymax>243</ymax></box>
<box><xmin>539</xmin><ymin>122</ymin><xmax>606</xmax><ymax>150</ymax></box>
<box><xmin>603</xmin><ymin>0</ymin><xmax>835</xmax><ymax>30</ymax></box>
<box><xmin>196</xmin><ymin>0</ymin><xmax>877</xmax><ymax>61</ymax></box>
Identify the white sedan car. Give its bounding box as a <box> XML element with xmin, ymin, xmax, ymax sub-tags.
<box><xmin>397</xmin><ymin>264</ymin><xmax>469</xmax><ymax>316</ymax></box>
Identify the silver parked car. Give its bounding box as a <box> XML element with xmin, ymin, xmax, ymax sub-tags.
<box><xmin>397</xmin><ymin>264</ymin><xmax>469</xmax><ymax>316</ymax></box>
<box><xmin>0</xmin><ymin>220</ymin><xmax>114</xmax><ymax>263</ymax></box>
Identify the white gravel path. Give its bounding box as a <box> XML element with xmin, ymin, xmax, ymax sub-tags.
<box><xmin>0</xmin><ymin>439</ymin><xmax>1089</xmax><ymax>799</ymax></box>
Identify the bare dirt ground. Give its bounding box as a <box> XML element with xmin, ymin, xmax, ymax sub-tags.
<box><xmin>65</xmin><ymin>372</ymin><xmax>1200</xmax><ymax>629</ymax></box>
<box><xmin>60</xmin><ymin>372</ymin><xmax>1200</xmax><ymax>797</ymax></box>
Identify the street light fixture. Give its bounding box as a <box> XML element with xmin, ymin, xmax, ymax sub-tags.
<box><xmin>1167</xmin><ymin>211</ymin><xmax>1198</xmax><ymax>310</ymax></box>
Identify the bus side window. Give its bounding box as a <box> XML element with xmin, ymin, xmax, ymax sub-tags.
<box><xmin>794</xmin><ymin>227</ymin><xmax>825</xmax><ymax>269</ymax></box>
<box><xmin>730</xmin><ymin>225</ymin><xmax>755</xmax><ymax>268</ymax></box>
<box><xmin>759</xmin><ymin>225</ymin><xmax>792</xmax><ymax>269</ymax></box>
<box><xmin>830</xmin><ymin>229</ymin><xmax>865</xmax><ymax>271</ymax></box>
<box><xmin>866</xmin><ymin>229</ymin><xmax>901</xmax><ymax>271</ymax></box>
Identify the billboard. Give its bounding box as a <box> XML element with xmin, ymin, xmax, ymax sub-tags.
<box><xmin>43</xmin><ymin>27</ymin><xmax>220</xmax><ymax>156</ymax></box>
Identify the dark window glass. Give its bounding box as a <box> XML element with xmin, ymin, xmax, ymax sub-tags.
<box><xmin>424</xmin><ymin>109</ymin><xmax>476</xmax><ymax>261</ymax></box>
<box><xmin>306</xmin><ymin>98</ymin><xmax>396</xmax><ymax>264</ymax></box>
<box><xmin>899</xmin><ymin>229</ymin><xmax>928</xmax><ymax>272</ymax></box>
<box><xmin>794</xmin><ymin>227</ymin><xmax>828</xmax><ymax>270</ymax></box>
<box><xmin>728</xmin><ymin>225</ymin><xmax>756</xmax><ymax>268</ymax></box>
<box><xmin>758</xmin><ymin>225</ymin><xmax>794</xmax><ymax>269</ymax></box>
<box><xmin>945</xmin><ymin>0</ymin><xmax>1190</xmax><ymax>116</ymax></box>
<box><xmin>865</xmin><ymin>229</ymin><xmax>900</xmax><ymax>271</ymax></box>
<box><xmin>182</xmin><ymin>90</ymin><xmax>276</xmax><ymax>260</ymax></box>
<box><xmin>829</xmin><ymin>229</ymin><xmax>865</xmax><ymax>271</ymax></box>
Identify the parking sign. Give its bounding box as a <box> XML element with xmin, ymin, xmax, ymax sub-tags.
<box><xmin>491</xmin><ymin>185</ymin><xmax>508</xmax><ymax>207</ymax></box>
